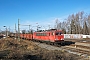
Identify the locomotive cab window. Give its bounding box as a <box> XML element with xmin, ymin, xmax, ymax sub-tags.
<box><xmin>55</xmin><ymin>32</ymin><xmax>62</xmax><ymax>35</ymax></box>
<box><xmin>51</xmin><ymin>32</ymin><xmax>54</xmax><ymax>35</ymax></box>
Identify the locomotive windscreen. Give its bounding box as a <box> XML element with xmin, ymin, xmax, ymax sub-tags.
<box><xmin>55</xmin><ymin>32</ymin><xmax>62</xmax><ymax>35</ymax></box>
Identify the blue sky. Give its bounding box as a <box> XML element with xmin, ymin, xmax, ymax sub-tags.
<box><xmin>0</xmin><ymin>0</ymin><xmax>90</xmax><ymax>31</ymax></box>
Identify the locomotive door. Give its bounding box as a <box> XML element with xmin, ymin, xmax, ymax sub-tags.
<box><xmin>49</xmin><ymin>32</ymin><xmax>55</xmax><ymax>42</ymax></box>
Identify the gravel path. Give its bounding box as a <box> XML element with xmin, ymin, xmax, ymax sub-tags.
<box><xmin>34</xmin><ymin>41</ymin><xmax>90</xmax><ymax>60</ymax></box>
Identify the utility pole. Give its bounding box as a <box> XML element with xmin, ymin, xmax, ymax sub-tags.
<box><xmin>48</xmin><ymin>25</ymin><xmax>50</xmax><ymax>30</ymax></box>
<box><xmin>18</xmin><ymin>19</ymin><xmax>20</xmax><ymax>41</ymax></box>
<box><xmin>29</xmin><ymin>25</ymin><xmax>30</xmax><ymax>33</ymax></box>
<box><xmin>8</xmin><ymin>26</ymin><xmax>10</xmax><ymax>36</ymax></box>
<box><xmin>36</xmin><ymin>23</ymin><xmax>38</xmax><ymax>31</ymax></box>
<box><xmin>37</xmin><ymin>25</ymin><xmax>38</xmax><ymax>31</ymax></box>
<box><xmin>5</xmin><ymin>26</ymin><xmax>8</xmax><ymax>37</ymax></box>
<box><xmin>15</xmin><ymin>23</ymin><xmax>17</xmax><ymax>39</ymax></box>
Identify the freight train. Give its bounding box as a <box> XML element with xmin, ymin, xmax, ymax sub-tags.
<box><xmin>20</xmin><ymin>29</ymin><xmax>64</xmax><ymax>44</ymax></box>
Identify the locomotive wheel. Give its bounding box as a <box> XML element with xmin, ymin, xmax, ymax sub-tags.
<box><xmin>60</xmin><ymin>41</ymin><xmax>65</xmax><ymax>46</ymax></box>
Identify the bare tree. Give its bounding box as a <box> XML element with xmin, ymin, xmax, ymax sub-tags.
<box><xmin>54</xmin><ymin>11</ymin><xmax>90</xmax><ymax>35</ymax></box>
<box><xmin>66</xmin><ymin>15</ymin><xmax>72</xmax><ymax>34</ymax></box>
<box><xmin>70</xmin><ymin>20</ymin><xmax>76</xmax><ymax>34</ymax></box>
<box><xmin>55</xmin><ymin>18</ymin><xmax>60</xmax><ymax>30</ymax></box>
<box><xmin>83</xmin><ymin>21</ymin><xmax>89</xmax><ymax>35</ymax></box>
<box><xmin>88</xmin><ymin>14</ymin><xmax>90</xmax><ymax>34</ymax></box>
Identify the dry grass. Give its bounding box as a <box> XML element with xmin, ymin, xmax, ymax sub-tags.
<box><xmin>0</xmin><ymin>38</ymin><xmax>81</xmax><ymax>60</ymax></box>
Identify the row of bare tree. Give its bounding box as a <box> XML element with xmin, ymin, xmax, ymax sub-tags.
<box><xmin>55</xmin><ymin>11</ymin><xmax>90</xmax><ymax>35</ymax></box>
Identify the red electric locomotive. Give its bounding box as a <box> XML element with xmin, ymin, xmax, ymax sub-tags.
<box><xmin>33</xmin><ymin>29</ymin><xmax>64</xmax><ymax>43</ymax></box>
<box><xmin>19</xmin><ymin>29</ymin><xmax>64</xmax><ymax>44</ymax></box>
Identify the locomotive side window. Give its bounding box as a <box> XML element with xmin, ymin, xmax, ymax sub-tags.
<box><xmin>36</xmin><ymin>33</ymin><xmax>47</xmax><ymax>36</ymax></box>
<box><xmin>45</xmin><ymin>33</ymin><xmax>47</xmax><ymax>36</ymax></box>
<box><xmin>42</xmin><ymin>33</ymin><xmax>44</xmax><ymax>36</ymax></box>
<box><xmin>43</xmin><ymin>33</ymin><xmax>47</xmax><ymax>36</ymax></box>
<box><xmin>40</xmin><ymin>33</ymin><xmax>42</xmax><ymax>36</ymax></box>
<box><xmin>36</xmin><ymin>33</ymin><xmax>39</xmax><ymax>36</ymax></box>
<box><xmin>36</xmin><ymin>33</ymin><xmax>40</xmax><ymax>36</ymax></box>
<box><xmin>43</xmin><ymin>33</ymin><xmax>45</xmax><ymax>36</ymax></box>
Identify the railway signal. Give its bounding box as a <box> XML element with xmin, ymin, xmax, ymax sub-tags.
<box><xmin>3</xmin><ymin>26</ymin><xmax>8</xmax><ymax>37</ymax></box>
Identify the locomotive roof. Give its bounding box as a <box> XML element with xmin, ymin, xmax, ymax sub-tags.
<box><xmin>35</xmin><ymin>29</ymin><xmax>62</xmax><ymax>33</ymax></box>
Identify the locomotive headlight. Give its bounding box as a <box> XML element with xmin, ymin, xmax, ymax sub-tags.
<box><xmin>55</xmin><ymin>38</ymin><xmax>58</xmax><ymax>40</ymax></box>
<box><xmin>61</xmin><ymin>34</ymin><xmax>64</xmax><ymax>35</ymax></box>
<box><xmin>61</xmin><ymin>38</ymin><xmax>64</xmax><ymax>40</ymax></box>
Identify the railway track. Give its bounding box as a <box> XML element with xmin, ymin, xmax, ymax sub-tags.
<box><xmin>63</xmin><ymin>45</ymin><xmax>90</xmax><ymax>55</ymax></box>
<box><xmin>30</xmin><ymin>40</ymin><xmax>90</xmax><ymax>60</ymax></box>
<box><xmin>65</xmin><ymin>39</ymin><xmax>90</xmax><ymax>43</ymax></box>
